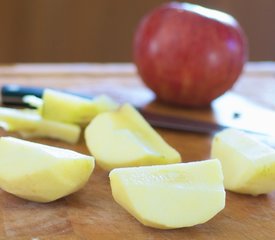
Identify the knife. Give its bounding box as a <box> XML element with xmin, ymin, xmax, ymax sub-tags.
<box><xmin>0</xmin><ymin>84</ymin><xmax>272</xmax><ymax>138</ymax></box>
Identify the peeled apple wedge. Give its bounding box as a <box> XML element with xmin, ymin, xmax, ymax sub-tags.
<box><xmin>0</xmin><ymin>137</ymin><xmax>95</xmax><ymax>202</ymax></box>
<box><xmin>211</xmin><ymin>128</ymin><xmax>275</xmax><ymax>195</ymax></box>
<box><xmin>40</xmin><ymin>89</ymin><xmax>119</xmax><ymax>125</ymax></box>
<box><xmin>85</xmin><ymin>104</ymin><xmax>181</xmax><ymax>171</ymax></box>
<box><xmin>110</xmin><ymin>159</ymin><xmax>225</xmax><ymax>229</ymax></box>
<box><xmin>0</xmin><ymin>107</ymin><xmax>80</xmax><ymax>144</ymax></box>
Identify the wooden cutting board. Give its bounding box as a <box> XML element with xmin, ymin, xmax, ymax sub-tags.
<box><xmin>0</xmin><ymin>62</ymin><xmax>275</xmax><ymax>239</ymax></box>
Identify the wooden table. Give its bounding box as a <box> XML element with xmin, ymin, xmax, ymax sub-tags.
<box><xmin>0</xmin><ymin>62</ymin><xmax>275</xmax><ymax>239</ymax></box>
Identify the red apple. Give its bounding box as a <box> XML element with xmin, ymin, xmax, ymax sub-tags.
<box><xmin>133</xmin><ymin>2</ymin><xmax>248</xmax><ymax>107</ymax></box>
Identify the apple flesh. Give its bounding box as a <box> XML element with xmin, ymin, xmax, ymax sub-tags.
<box><xmin>133</xmin><ymin>2</ymin><xmax>247</xmax><ymax>107</ymax></box>
<box><xmin>0</xmin><ymin>137</ymin><xmax>95</xmax><ymax>202</ymax></box>
<box><xmin>40</xmin><ymin>89</ymin><xmax>119</xmax><ymax>125</ymax></box>
<box><xmin>211</xmin><ymin>128</ymin><xmax>275</xmax><ymax>195</ymax></box>
<box><xmin>0</xmin><ymin>107</ymin><xmax>81</xmax><ymax>144</ymax></box>
<box><xmin>109</xmin><ymin>159</ymin><xmax>225</xmax><ymax>229</ymax></box>
<box><xmin>85</xmin><ymin>104</ymin><xmax>181</xmax><ymax>171</ymax></box>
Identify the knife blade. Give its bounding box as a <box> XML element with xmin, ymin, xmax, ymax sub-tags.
<box><xmin>0</xmin><ymin>84</ymin><xmax>272</xmax><ymax>137</ymax></box>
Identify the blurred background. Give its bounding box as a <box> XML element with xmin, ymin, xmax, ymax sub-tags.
<box><xmin>0</xmin><ymin>0</ymin><xmax>274</xmax><ymax>63</ymax></box>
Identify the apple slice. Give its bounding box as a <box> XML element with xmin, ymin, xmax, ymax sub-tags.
<box><xmin>0</xmin><ymin>107</ymin><xmax>81</xmax><ymax>144</ymax></box>
<box><xmin>211</xmin><ymin>128</ymin><xmax>275</xmax><ymax>195</ymax></box>
<box><xmin>0</xmin><ymin>137</ymin><xmax>95</xmax><ymax>202</ymax></box>
<box><xmin>85</xmin><ymin>104</ymin><xmax>181</xmax><ymax>171</ymax></box>
<box><xmin>109</xmin><ymin>159</ymin><xmax>225</xmax><ymax>229</ymax></box>
<box><xmin>40</xmin><ymin>89</ymin><xmax>119</xmax><ymax>125</ymax></box>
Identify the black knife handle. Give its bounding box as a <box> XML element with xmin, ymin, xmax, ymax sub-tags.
<box><xmin>1</xmin><ymin>85</ymin><xmax>44</xmax><ymax>107</ymax></box>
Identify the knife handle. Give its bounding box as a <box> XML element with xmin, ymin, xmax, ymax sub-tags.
<box><xmin>1</xmin><ymin>85</ymin><xmax>44</xmax><ymax>107</ymax></box>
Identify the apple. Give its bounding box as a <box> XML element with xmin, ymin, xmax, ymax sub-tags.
<box><xmin>211</xmin><ymin>128</ymin><xmax>275</xmax><ymax>196</ymax></box>
<box><xmin>109</xmin><ymin>159</ymin><xmax>225</xmax><ymax>229</ymax></box>
<box><xmin>85</xmin><ymin>103</ymin><xmax>181</xmax><ymax>171</ymax></box>
<box><xmin>133</xmin><ymin>2</ymin><xmax>248</xmax><ymax>107</ymax></box>
<box><xmin>0</xmin><ymin>137</ymin><xmax>95</xmax><ymax>202</ymax></box>
<box><xmin>0</xmin><ymin>107</ymin><xmax>81</xmax><ymax>144</ymax></box>
<box><xmin>40</xmin><ymin>89</ymin><xmax>119</xmax><ymax>126</ymax></box>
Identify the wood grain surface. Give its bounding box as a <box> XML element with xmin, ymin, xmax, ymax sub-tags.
<box><xmin>0</xmin><ymin>62</ymin><xmax>275</xmax><ymax>239</ymax></box>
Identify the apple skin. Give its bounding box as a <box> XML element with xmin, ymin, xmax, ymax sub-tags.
<box><xmin>133</xmin><ymin>2</ymin><xmax>248</xmax><ymax>107</ymax></box>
